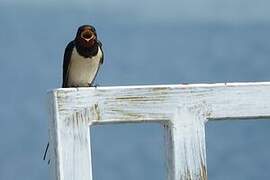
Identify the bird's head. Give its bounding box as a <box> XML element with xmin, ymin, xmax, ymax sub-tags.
<box><xmin>75</xmin><ymin>25</ymin><xmax>97</xmax><ymax>48</ymax></box>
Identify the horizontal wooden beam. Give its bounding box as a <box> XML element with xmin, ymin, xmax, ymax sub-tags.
<box><xmin>51</xmin><ymin>82</ymin><xmax>270</xmax><ymax>124</ymax></box>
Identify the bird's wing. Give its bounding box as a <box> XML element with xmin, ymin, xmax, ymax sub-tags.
<box><xmin>88</xmin><ymin>41</ymin><xmax>104</xmax><ymax>86</ymax></box>
<box><xmin>62</xmin><ymin>41</ymin><xmax>75</xmax><ymax>88</ymax></box>
<box><xmin>97</xmin><ymin>40</ymin><xmax>104</xmax><ymax>64</ymax></box>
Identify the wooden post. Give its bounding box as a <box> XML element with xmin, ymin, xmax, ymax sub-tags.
<box><xmin>48</xmin><ymin>82</ymin><xmax>270</xmax><ymax>180</ymax></box>
<box><xmin>164</xmin><ymin>106</ymin><xmax>207</xmax><ymax>180</ymax></box>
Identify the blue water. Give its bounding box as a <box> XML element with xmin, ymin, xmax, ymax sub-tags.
<box><xmin>1</xmin><ymin>3</ymin><xmax>270</xmax><ymax>180</ymax></box>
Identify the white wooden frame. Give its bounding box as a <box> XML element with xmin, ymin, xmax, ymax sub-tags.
<box><xmin>48</xmin><ymin>82</ymin><xmax>270</xmax><ymax>180</ymax></box>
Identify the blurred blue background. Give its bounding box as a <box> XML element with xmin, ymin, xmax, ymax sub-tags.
<box><xmin>1</xmin><ymin>0</ymin><xmax>270</xmax><ymax>179</ymax></box>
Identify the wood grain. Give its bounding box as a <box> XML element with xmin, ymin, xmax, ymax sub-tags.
<box><xmin>48</xmin><ymin>82</ymin><xmax>270</xmax><ymax>180</ymax></box>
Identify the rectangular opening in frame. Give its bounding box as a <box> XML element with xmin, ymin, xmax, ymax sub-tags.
<box><xmin>206</xmin><ymin>119</ymin><xmax>270</xmax><ymax>180</ymax></box>
<box><xmin>90</xmin><ymin>122</ymin><xmax>166</xmax><ymax>180</ymax></box>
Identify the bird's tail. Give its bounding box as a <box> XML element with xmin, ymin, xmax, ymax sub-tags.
<box><xmin>43</xmin><ymin>142</ymin><xmax>50</xmax><ymax>164</ymax></box>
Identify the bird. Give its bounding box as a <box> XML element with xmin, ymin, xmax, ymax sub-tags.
<box><xmin>43</xmin><ymin>25</ymin><xmax>104</xmax><ymax>164</ymax></box>
<box><xmin>62</xmin><ymin>24</ymin><xmax>104</xmax><ymax>88</ymax></box>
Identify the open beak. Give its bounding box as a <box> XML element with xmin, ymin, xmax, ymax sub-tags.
<box><xmin>81</xmin><ymin>30</ymin><xmax>95</xmax><ymax>42</ymax></box>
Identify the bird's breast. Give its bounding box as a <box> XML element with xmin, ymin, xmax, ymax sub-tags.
<box><xmin>67</xmin><ymin>47</ymin><xmax>102</xmax><ymax>87</ymax></box>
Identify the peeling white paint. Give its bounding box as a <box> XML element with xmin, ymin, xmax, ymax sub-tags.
<box><xmin>48</xmin><ymin>82</ymin><xmax>270</xmax><ymax>180</ymax></box>
<box><xmin>164</xmin><ymin>106</ymin><xmax>207</xmax><ymax>180</ymax></box>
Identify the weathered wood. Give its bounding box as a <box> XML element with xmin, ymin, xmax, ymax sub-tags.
<box><xmin>48</xmin><ymin>82</ymin><xmax>270</xmax><ymax>180</ymax></box>
<box><xmin>164</xmin><ymin>106</ymin><xmax>207</xmax><ymax>180</ymax></box>
<box><xmin>53</xmin><ymin>82</ymin><xmax>270</xmax><ymax>123</ymax></box>
<box><xmin>49</xmin><ymin>95</ymin><xmax>92</xmax><ymax>180</ymax></box>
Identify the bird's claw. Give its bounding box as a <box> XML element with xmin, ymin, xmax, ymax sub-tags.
<box><xmin>89</xmin><ymin>83</ymin><xmax>99</xmax><ymax>88</ymax></box>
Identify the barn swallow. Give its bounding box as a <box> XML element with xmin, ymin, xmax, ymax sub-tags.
<box><xmin>43</xmin><ymin>25</ymin><xmax>104</xmax><ymax>164</ymax></box>
<box><xmin>62</xmin><ymin>25</ymin><xmax>104</xmax><ymax>88</ymax></box>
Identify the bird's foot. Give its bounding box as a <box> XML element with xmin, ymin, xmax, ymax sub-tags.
<box><xmin>89</xmin><ymin>83</ymin><xmax>99</xmax><ymax>88</ymax></box>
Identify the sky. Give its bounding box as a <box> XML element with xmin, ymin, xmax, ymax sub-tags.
<box><xmin>2</xmin><ymin>0</ymin><xmax>270</xmax><ymax>23</ymax></box>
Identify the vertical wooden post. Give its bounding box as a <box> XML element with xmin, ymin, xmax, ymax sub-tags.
<box><xmin>164</xmin><ymin>106</ymin><xmax>207</xmax><ymax>180</ymax></box>
<box><xmin>49</xmin><ymin>93</ymin><xmax>93</xmax><ymax>180</ymax></box>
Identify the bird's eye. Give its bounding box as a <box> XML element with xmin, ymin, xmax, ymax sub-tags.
<box><xmin>91</xmin><ymin>27</ymin><xmax>96</xmax><ymax>32</ymax></box>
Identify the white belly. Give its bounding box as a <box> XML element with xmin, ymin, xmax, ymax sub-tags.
<box><xmin>67</xmin><ymin>47</ymin><xmax>102</xmax><ymax>87</ymax></box>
